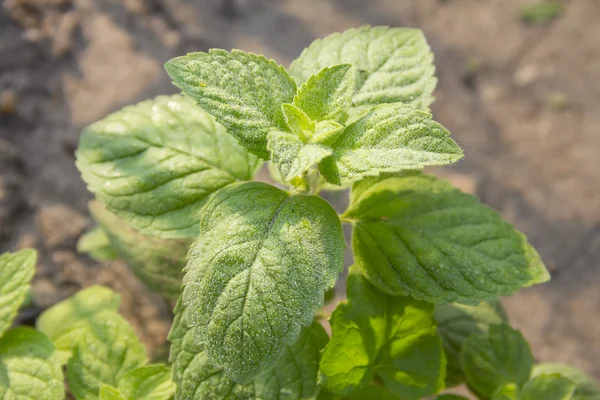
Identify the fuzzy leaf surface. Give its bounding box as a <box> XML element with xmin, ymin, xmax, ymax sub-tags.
<box><xmin>289</xmin><ymin>26</ymin><xmax>437</xmax><ymax>112</ymax></box>
<box><xmin>165</xmin><ymin>50</ymin><xmax>296</xmax><ymax>158</ymax></box>
<box><xmin>0</xmin><ymin>249</ymin><xmax>36</xmax><ymax>337</ymax></box>
<box><xmin>116</xmin><ymin>365</ymin><xmax>175</xmax><ymax>400</ymax></box>
<box><xmin>0</xmin><ymin>327</ymin><xmax>65</xmax><ymax>399</ymax></box>
<box><xmin>77</xmin><ymin>227</ymin><xmax>119</xmax><ymax>262</ymax></box>
<box><xmin>532</xmin><ymin>364</ymin><xmax>600</xmax><ymax>400</ymax></box>
<box><xmin>521</xmin><ymin>374</ymin><xmax>577</xmax><ymax>400</ymax></box>
<box><xmin>268</xmin><ymin>130</ymin><xmax>333</xmax><ymax>181</ymax></box>
<box><xmin>181</xmin><ymin>181</ymin><xmax>344</xmax><ymax>383</ymax></box>
<box><xmin>345</xmin><ymin>172</ymin><xmax>550</xmax><ymax>304</ymax></box>
<box><xmin>76</xmin><ymin>94</ymin><xmax>260</xmax><ymax>238</ymax></box>
<box><xmin>320</xmin><ymin>267</ymin><xmax>445</xmax><ymax>399</ymax></box>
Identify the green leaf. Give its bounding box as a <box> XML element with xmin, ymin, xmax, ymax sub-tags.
<box><xmin>532</xmin><ymin>364</ymin><xmax>600</xmax><ymax>400</ymax></box>
<box><xmin>77</xmin><ymin>227</ymin><xmax>119</xmax><ymax>262</ymax></box>
<box><xmin>181</xmin><ymin>181</ymin><xmax>344</xmax><ymax>383</ymax></box>
<box><xmin>493</xmin><ymin>384</ymin><xmax>519</xmax><ymax>400</ymax></box>
<box><xmin>67</xmin><ymin>311</ymin><xmax>147</xmax><ymax>399</ymax></box>
<box><xmin>320</xmin><ymin>267</ymin><xmax>446</xmax><ymax>399</ymax></box>
<box><xmin>169</xmin><ymin>300</ymin><xmax>328</xmax><ymax>399</ymax></box>
<box><xmin>89</xmin><ymin>201</ymin><xmax>192</xmax><ymax>299</ymax></box>
<box><xmin>268</xmin><ymin>130</ymin><xmax>333</xmax><ymax>181</ymax></box>
<box><xmin>117</xmin><ymin>365</ymin><xmax>175</xmax><ymax>400</ymax></box>
<box><xmin>344</xmin><ymin>172</ymin><xmax>550</xmax><ymax>304</ymax></box>
<box><xmin>293</xmin><ymin>64</ymin><xmax>355</xmax><ymax>123</ymax></box>
<box><xmin>0</xmin><ymin>327</ymin><xmax>65</xmax><ymax>399</ymax></box>
<box><xmin>76</xmin><ymin>94</ymin><xmax>261</xmax><ymax>239</ymax></box>
<box><xmin>461</xmin><ymin>324</ymin><xmax>534</xmax><ymax>398</ymax></box>
<box><xmin>311</xmin><ymin>120</ymin><xmax>344</xmax><ymax>146</ymax></box>
<box><xmin>436</xmin><ymin>395</ymin><xmax>470</xmax><ymax>400</ymax></box>
<box><xmin>319</xmin><ymin>104</ymin><xmax>463</xmax><ymax>185</ymax></box>
<box><xmin>282</xmin><ymin>103</ymin><xmax>312</xmax><ymax>142</ymax></box>
<box><xmin>0</xmin><ymin>249</ymin><xmax>37</xmax><ymax>337</ymax></box>
<box><xmin>435</xmin><ymin>300</ymin><xmax>508</xmax><ymax>386</ymax></box>
<box><xmin>99</xmin><ymin>386</ymin><xmax>125</xmax><ymax>400</ymax></box>
<box><xmin>36</xmin><ymin>285</ymin><xmax>121</xmax><ymax>363</ymax></box>
<box><xmin>289</xmin><ymin>26</ymin><xmax>437</xmax><ymax>112</ymax></box>
<box><xmin>521</xmin><ymin>374</ymin><xmax>576</xmax><ymax>400</ymax></box>
<box><xmin>165</xmin><ymin>50</ymin><xmax>297</xmax><ymax>158</ymax></box>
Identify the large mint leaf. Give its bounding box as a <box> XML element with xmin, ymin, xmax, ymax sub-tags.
<box><xmin>268</xmin><ymin>130</ymin><xmax>333</xmax><ymax>181</ymax></box>
<box><xmin>89</xmin><ymin>201</ymin><xmax>192</xmax><ymax>299</ymax></box>
<box><xmin>532</xmin><ymin>364</ymin><xmax>600</xmax><ymax>400</ymax></box>
<box><xmin>0</xmin><ymin>249</ymin><xmax>37</xmax><ymax>337</ymax></box>
<box><xmin>77</xmin><ymin>226</ymin><xmax>119</xmax><ymax>262</ymax></box>
<box><xmin>521</xmin><ymin>374</ymin><xmax>577</xmax><ymax>400</ymax></box>
<box><xmin>462</xmin><ymin>324</ymin><xmax>534</xmax><ymax>398</ymax></box>
<box><xmin>344</xmin><ymin>172</ymin><xmax>550</xmax><ymax>304</ymax></box>
<box><xmin>169</xmin><ymin>301</ymin><xmax>328</xmax><ymax>399</ymax></box>
<box><xmin>435</xmin><ymin>300</ymin><xmax>508</xmax><ymax>387</ymax></box>
<box><xmin>319</xmin><ymin>104</ymin><xmax>463</xmax><ymax>185</ymax></box>
<box><xmin>0</xmin><ymin>327</ymin><xmax>64</xmax><ymax>399</ymax></box>
<box><xmin>320</xmin><ymin>267</ymin><xmax>446</xmax><ymax>399</ymax></box>
<box><xmin>165</xmin><ymin>50</ymin><xmax>297</xmax><ymax>158</ymax></box>
<box><xmin>181</xmin><ymin>181</ymin><xmax>344</xmax><ymax>383</ymax></box>
<box><xmin>67</xmin><ymin>310</ymin><xmax>147</xmax><ymax>399</ymax></box>
<box><xmin>76</xmin><ymin>94</ymin><xmax>261</xmax><ymax>239</ymax></box>
<box><xmin>289</xmin><ymin>26</ymin><xmax>437</xmax><ymax>112</ymax></box>
<box><xmin>116</xmin><ymin>365</ymin><xmax>175</xmax><ymax>400</ymax></box>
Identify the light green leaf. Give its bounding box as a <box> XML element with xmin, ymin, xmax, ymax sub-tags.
<box><xmin>282</xmin><ymin>103</ymin><xmax>312</xmax><ymax>142</ymax></box>
<box><xmin>532</xmin><ymin>364</ymin><xmax>600</xmax><ymax>400</ymax></box>
<box><xmin>462</xmin><ymin>324</ymin><xmax>533</xmax><ymax>398</ymax></box>
<box><xmin>293</xmin><ymin>64</ymin><xmax>355</xmax><ymax>123</ymax></box>
<box><xmin>521</xmin><ymin>374</ymin><xmax>576</xmax><ymax>400</ymax></box>
<box><xmin>268</xmin><ymin>130</ymin><xmax>333</xmax><ymax>181</ymax></box>
<box><xmin>165</xmin><ymin>50</ymin><xmax>297</xmax><ymax>158</ymax></box>
<box><xmin>99</xmin><ymin>386</ymin><xmax>125</xmax><ymax>400</ymax></box>
<box><xmin>0</xmin><ymin>327</ymin><xmax>65</xmax><ymax>400</ymax></box>
<box><xmin>289</xmin><ymin>26</ymin><xmax>437</xmax><ymax>112</ymax></box>
<box><xmin>0</xmin><ymin>249</ymin><xmax>36</xmax><ymax>337</ymax></box>
<box><xmin>117</xmin><ymin>365</ymin><xmax>175</xmax><ymax>400</ymax></box>
<box><xmin>320</xmin><ymin>267</ymin><xmax>446</xmax><ymax>399</ymax></box>
<box><xmin>169</xmin><ymin>300</ymin><xmax>328</xmax><ymax>399</ymax></box>
<box><xmin>67</xmin><ymin>311</ymin><xmax>147</xmax><ymax>400</ymax></box>
<box><xmin>319</xmin><ymin>104</ymin><xmax>463</xmax><ymax>185</ymax></box>
<box><xmin>435</xmin><ymin>300</ymin><xmax>508</xmax><ymax>387</ymax></box>
<box><xmin>36</xmin><ymin>285</ymin><xmax>121</xmax><ymax>364</ymax></box>
<box><xmin>345</xmin><ymin>172</ymin><xmax>550</xmax><ymax>304</ymax></box>
<box><xmin>493</xmin><ymin>384</ymin><xmax>520</xmax><ymax>400</ymax></box>
<box><xmin>77</xmin><ymin>227</ymin><xmax>119</xmax><ymax>262</ymax></box>
<box><xmin>76</xmin><ymin>94</ymin><xmax>261</xmax><ymax>239</ymax></box>
<box><xmin>311</xmin><ymin>120</ymin><xmax>344</xmax><ymax>146</ymax></box>
<box><xmin>181</xmin><ymin>181</ymin><xmax>344</xmax><ymax>383</ymax></box>
<box><xmin>89</xmin><ymin>201</ymin><xmax>191</xmax><ymax>299</ymax></box>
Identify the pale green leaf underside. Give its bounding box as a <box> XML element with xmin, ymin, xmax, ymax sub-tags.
<box><xmin>532</xmin><ymin>364</ymin><xmax>600</xmax><ymax>400</ymax></box>
<box><xmin>181</xmin><ymin>182</ymin><xmax>344</xmax><ymax>383</ymax></box>
<box><xmin>521</xmin><ymin>374</ymin><xmax>576</xmax><ymax>400</ymax></box>
<box><xmin>319</xmin><ymin>103</ymin><xmax>463</xmax><ymax>185</ymax></box>
<box><xmin>268</xmin><ymin>130</ymin><xmax>332</xmax><ymax>181</ymax></box>
<box><xmin>289</xmin><ymin>25</ymin><xmax>437</xmax><ymax>112</ymax></box>
<box><xmin>0</xmin><ymin>249</ymin><xmax>36</xmax><ymax>337</ymax></box>
<box><xmin>76</xmin><ymin>94</ymin><xmax>260</xmax><ymax>239</ymax></box>
<box><xmin>320</xmin><ymin>267</ymin><xmax>446</xmax><ymax>400</ymax></box>
<box><xmin>169</xmin><ymin>301</ymin><xmax>328</xmax><ymax>399</ymax></box>
<box><xmin>67</xmin><ymin>311</ymin><xmax>147</xmax><ymax>400</ymax></box>
<box><xmin>462</xmin><ymin>324</ymin><xmax>533</xmax><ymax>398</ymax></box>
<box><xmin>0</xmin><ymin>327</ymin><xmax>65</xmax><ymax>400</ymax></box>
<box><xmin>117</xmin><ymin>365</ymin><xmax>175</xmax><ymax>400</ymax></box>
<box><xmin>165</xmin><ymin>49</ymin><xmax>297</xmax><ymax>159</ymax></box>
<box><xmin>345</xmin><ymin>172</ymin><xmax>550</xmax><ymax>304</ymax></box>
<box><xmin>435</xmin><ymin>300</ymin><xmax>508</xmax><ymax>387</ymax></box>
<box><xmin>77</xmin><ymin>227</ymin><xmax>119</xmax><ymax>262</ymax></box>
<box><xmin>89</xmin><ymin>201</ymin><xmax>191</xmax><ymax>299</ymax></box>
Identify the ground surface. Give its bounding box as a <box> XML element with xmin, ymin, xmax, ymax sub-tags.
<box><xmin>1</xmin><ymin>0</ymin><xmax>599</xmax><ymax>381</ymax></box>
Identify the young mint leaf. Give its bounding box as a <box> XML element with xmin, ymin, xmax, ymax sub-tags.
<box><xmin>169</xmin><ymin>301</ymin><xmax>328</xmax><ymax>399</ymax></box>
<box><xmin>181</xmin><ymin>181</ymin><xmax>344</xmax><ymax>383</ymax></box>
<box><xmin>311</xmin><ymin>120</ymin><xmax>344</xmax><ymax>146</ymax></box>
<box><xmin>116</xmin><ymin>365</ymin><xmax>175</xmax><ymax>400</ymax></box>
<box><xmin>493</xmin><ymin>384</ymin><xmax>520</xmax><ymax>400</ymax></box>
<box><xmin>67</xmin><ymin>310</ymin><xmax>147</xmax><ymax>399</ymax></box>
<box><xmin>282</xmin><ymin>103</ymin><xmax>312</xmax><ymax>142</ymax></box>
<box><xmin>320</xmin><ymin>267</ymin><xmax>446</xmax><ymax>399</ymax></box>
<box><xmin>461</xmin><ymin>324</ymin><xmax>534</xmax><ymax>398</ymax></box>
<box><xmin>268</xmin><ymin>130</ymin><xmax>333</xmax><ymax>181</ymax></box>
<box><xmin>165</xmin><ymin>50</ymin><xmax>297</xmax><ymax>158</ymax></box>
<box><xmin>293</xmin><ymin>64</ymin><xmax>355</xmax><ymax>124</ymax></box>
<box><xmin>532</xmin><ymin>364</ymin><xmax>600</xmax><ymax>400</ymax></box>
<box><xmin>89</xmin><ymin>201</ymin><xmax>192</xmax><ymax>300</ymax></box>
<box><xmin>521</xmin><ymin>374</ymin><xmax>577</xmax><ymax>400</ymax></box>
<box><xmin>76</xmin><ymin>94</ymin><xmax>261</xmax><ymax>239</ymax></box>
<box><xmin>435</xmin><ymin>300</ymin><xmax>508</xmax><ymax>387</ymax></box>
<box><xmin>0</xmin><ymin>249</ymin><xmax>37</xmax><ymax>337</ymax></box>
<box><xmin>289</xmin><ymin>26</ymin><xmax>437</xmax><ymax>112</ymax></box>
<box><xmin>0</xmin><ymin>327</ymin><xmax>65</xmax><ymax>399</ymax></box>
<box><xmin>99</xmin><ymin>386</ymin><xmax>125</xmax><ymax>400</ymax></box>
<box><xmin>77</xmin><ymin>226</ymin><xmax>119</xmax><ymax>262</ymax></box>
<box><xmin>344</xmin><ymin>172</ymin><xmax>550</xmax><ymax>304</ymax></box>
<box><xmin>319</xmin><ymin>104</ymin><xmax>463</xmax><ymax>185</ymax></box>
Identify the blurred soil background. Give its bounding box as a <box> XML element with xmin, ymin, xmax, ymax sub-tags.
<box><xmin>1</xmin><ymin>0</ymin><xmax>599</xmax><ymax>380</ymax></box>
